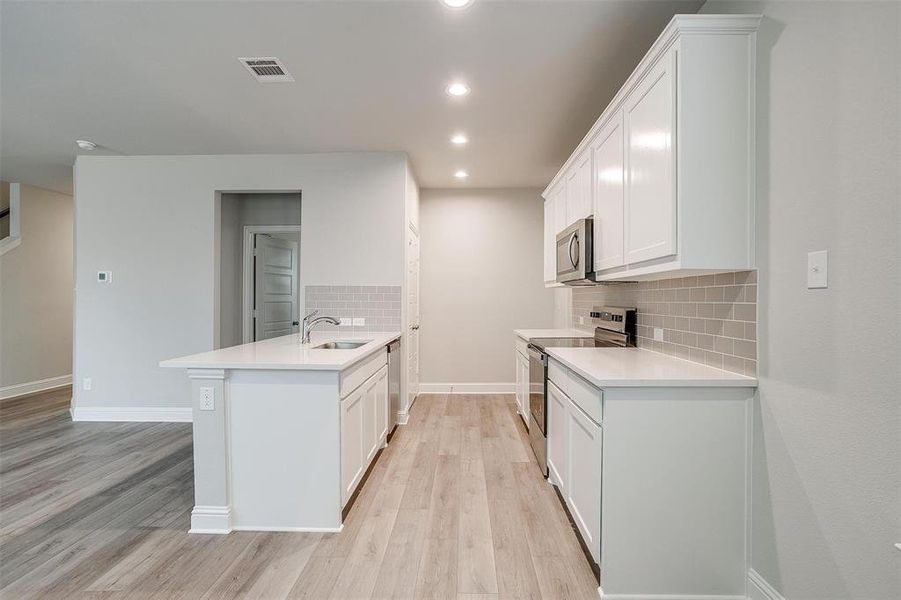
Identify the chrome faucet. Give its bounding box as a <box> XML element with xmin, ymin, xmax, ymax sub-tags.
<box><xmin>301</xmin><ymin>310</ymin><xmax>341</xmax><ymax>344</ymax></box>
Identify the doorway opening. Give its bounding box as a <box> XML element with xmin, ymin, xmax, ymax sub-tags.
<box><xmin>217</xmin><ymin>192</ymin><xmax>301</xmax><ymax>349</ymax></box>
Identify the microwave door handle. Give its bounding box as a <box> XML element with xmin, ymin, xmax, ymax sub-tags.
<box><xmin>568</xmin><ymin>231</ymin><xmax>580</xmax><ymax>269</ymax></box>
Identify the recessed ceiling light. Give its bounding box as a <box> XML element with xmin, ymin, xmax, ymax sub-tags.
<box><xmin>441</xmin><ymin>0</ymin><xmax>474</xmax><ymax>8</ymax></box>
<box><xmin>75</xmin><ymin>140</ymin><xmax>97</xmax><ymax>151</ymax></box>
<box><xmin>446</xmin><ymin>82</ymin><xmax>470</xmax><ymax>97</ymax></box>
<box><xmin>454</xmin><ymin>170</ymin><xmax>469</xmax><ymax>179</ymax></box>
<box><xmin>451</xmin><ymin>133</ymin><xmax>468</xmax><ymax>145</ymax></box>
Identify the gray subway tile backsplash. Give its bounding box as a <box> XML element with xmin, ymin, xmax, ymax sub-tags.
<box><xmin>572</xmin><ymin>270</ymin><xmax>757</xmax><ymax>376</ymax></box>
<box><xmin>304</xmin><ymin>285</ymin><xmax>402</xmax><ymax>334</ymax></box>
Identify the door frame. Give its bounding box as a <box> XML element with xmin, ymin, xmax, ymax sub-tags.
<box><xmin>242</xmin><ymin>225</ymin><xmax>301</xmax><ymax>344</ymax></box>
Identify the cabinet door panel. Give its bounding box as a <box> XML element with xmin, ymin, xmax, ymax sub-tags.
<box><xmin>376</xmin><ymin>367</ymin><xmax>389</xmax><ymax>443</ymax></box>
<box><xmin>341</xmin><ymin>390</ymin><xmax>364</xmax><ymax>505</ymax></box>
<box><xmin>553</xmin><ymin>185</ymin><xmax>567</xmax><ymax>235</ymax></box>
<box><xmin>625</xmin><ymin>52</ymin><xmax>676</xmax><ymax>264</ymax></box>
<box><xmin>592</xmin><ymin>112</ymin><xmax>625</xmax><ymax>271</ymax></box>
<box><xmin>567</xmin><ymin>398</ymin><xmax>602</xmax><ymax>565</ymax></box>
<box><xmin>544</xmin><ymin>198</ymin><xmax>555</xmax><ymax>283</ymax></box>
<box><xmin>547</xmin><ymin>381</ymin><xmax>569</xmax><ymax>493</ymax></box>
<box><xmin>566</xmin><ymin>151</ymin><xmax>592</xmax><ymax>224</ymax></box>
<box><xmin>363</xmin><ymin>377</ymin><xmax>377</xmax><ymax>463</ymax></box>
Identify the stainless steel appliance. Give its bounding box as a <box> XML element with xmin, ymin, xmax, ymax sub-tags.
<box><xmin>387</xmin><ymin>339</ymin><xmax>401</xmax><ymax>434</ymax></box>
<box><xmin>556</xmin><ymin>218</ymin><xmax>594</xmax><ymax>285</ymax></box>
<box><xmin>528</xmin><ymin>306</ymin><xmax>636</xmax><ymax>476</ymax></box>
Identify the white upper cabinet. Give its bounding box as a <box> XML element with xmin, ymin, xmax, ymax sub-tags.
<box><xmin>542</xmin><ymin>15</ymin><xmax>761</xmax><ymax>283</ymax></box>
<box><xmin>623</xmin><ymin>52</ymin><xmax>676</xmax><ymax>265</ymax></box>
<box><xmin>552</xmin><ymin>184</ymin><xmax>567</xmax><ymax>235</ymax></box>
<box><xmin>592</xmin><ymin>112</ymin><xmax>626</xmax><ymax>272</ymax></box>
<box><xmin>565</xmin><ymin>150</ymin><xmax>592</xmax><ymax>224</ymax></box>
<box><xmin>544</xmin><ymin>197</ymin><xmax>556</xmax><ymax>284</ymax></box>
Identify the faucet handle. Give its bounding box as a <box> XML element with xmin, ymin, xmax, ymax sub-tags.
<box><xmin>303</xmin><ymin>309</ymin><xmax>319</xmax><ymax>321</ymax></box>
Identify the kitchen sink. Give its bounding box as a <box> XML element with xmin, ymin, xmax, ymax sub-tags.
<box><xmin>313</xmin><ymin>340</ymin><xmax>371</xmax><ymax>350</ymax></box>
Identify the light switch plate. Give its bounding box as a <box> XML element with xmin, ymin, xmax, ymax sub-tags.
<box><xmin>353</xmin><ymin>317</ymin><xmax>365</xmax><ymax>326</ymax></box>
<box><xmin>199</xmin><ymin>387</ymin><xmax>215</xmax><ymax>411</ymax></box>
<box><xmin>807</xmin><ymin>250</ymin><xmax>828</xmax><ymax>289</ymax></box>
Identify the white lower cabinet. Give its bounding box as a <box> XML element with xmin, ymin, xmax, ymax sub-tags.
<box><xmin>546</xmin><ymin>380</ymin><xmax>569</xmax><ymax>493</ymax></box>
<box><xmin>566</xmin><ymin>398</ymin><xmax>602</xmax><ymax>565</ymax></box>
<box><xmin>375</xmin><ymin>366</ymin><xmax>389</xmax><ymax>443</ymax></box>
<box><xmin>340</xmin><ymin>388</ymin><xmax>364</xmax><ymax>505</ymax></box>
<box><xmin>546</xmin><ymin>357</ymin><xmax>754</xmax><ymax>597</ymax></box>
<box><xmin>546</xmin><ymin>375</ymin><xmax>601</xmax><ymax>565</ymax></box>
<box><xmin>341</xmin><ymin>364</ymin><xmax>389</xmax><ymax>506</ymax></box>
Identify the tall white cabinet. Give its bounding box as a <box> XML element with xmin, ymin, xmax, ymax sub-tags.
<box><xmin>542</xmin><ymin>14</ymin><xmax>761</xmax><ymax>285</ymax></box>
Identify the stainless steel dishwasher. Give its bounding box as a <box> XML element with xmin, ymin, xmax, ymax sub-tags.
<box><xmin>387</xmin><ymin>339</ymin><xmax>401</xmax><ymax>434</ymax></box>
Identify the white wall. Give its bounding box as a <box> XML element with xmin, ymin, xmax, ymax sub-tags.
<box><xmin>72</xmin><ymin>153</ymin><xmax>407</xmax><ymax>414</ymax></box>
<box><xmin>0</xmin><ymin>183</ymin><xmax>73</xmax><ymax>395</ymax></box>
<box><xmin>419</xmin><ymin>188</ymin><xmax>554</xmax><ymax>386</ymax></box>
<box><xmin>700</xmin><ymin>2</ymin><xmax>900</xmax><ymax>598</ymax></box>
<box><xmin>218</xmin><ymin>192</ymin><xmax>301</xmax><ymax>348</ymax></box>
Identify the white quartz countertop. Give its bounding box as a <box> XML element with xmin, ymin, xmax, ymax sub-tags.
<box><xmin>514</xmin><ymin>328</ymin><xmax>594</xmax><ymax>340</ymax></box>
<box><xmin>546</xmin><ymin>347</ymin><xmax>758</xmax><ymax>388</ymax></box>
<box><xmin>159</xmin><ymin>331</ymin><xmax>401</xmax><ymax>371</ymax></box>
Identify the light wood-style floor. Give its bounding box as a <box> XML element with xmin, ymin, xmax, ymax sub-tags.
<box><xmin>0</xmin><ymin>388</ymin><xmax>599</xmax><ymax>599</ymax></box>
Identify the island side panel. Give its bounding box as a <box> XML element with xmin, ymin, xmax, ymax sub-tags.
<box><xmin>228</xmin><ymin>368</ymin><xmax>343</xmax><ymax>531</ymax></box>
<box><xmin>188</xmin><ymin>368</ymin><xmax>232</xmax><ymax>533</ymax></box>
<box><xmin>600</xmin><ymin>386</ymin><xmax>753</xmax><ymax>598</ymax></box>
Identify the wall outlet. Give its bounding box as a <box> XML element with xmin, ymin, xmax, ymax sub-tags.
<box><xmin>82</xmin><ymin>377</ymin><xmax>92</xmax><ymax>391</ymax></box>
<box><xmin>199</xmin><ymin>387</ymin><xmax>215</xmax><ymax>411</ymax></box>
<box><xmin>353</xmin><ymin>317</ymin><xmax>365</xmax><ymax>326</ymax></box>
<box><xmin>653</xmin><ymin>327</ymin><xmax>664</xmax><ymax>341</ymax></box>
<box><xmin>97</xmin><ymin>271</ymin><xmax>112</xmax><ymax>283</ymax></box>
<box><xmin>339</xmin><ymin>317</ymin><xmax>352</xmax><ymax>327</ymax></box>
<box><xmin>807</xmin><ymin>250</ymin><xmax>828</xmax><ymax>289</ymax></box>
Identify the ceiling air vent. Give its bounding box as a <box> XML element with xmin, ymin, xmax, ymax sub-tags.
<box><xmin>239</xmin><ymin>57</ymin><xmax>295</xmax><ymax>83</ymax></box>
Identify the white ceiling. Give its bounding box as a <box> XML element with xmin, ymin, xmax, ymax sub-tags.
<box><xmin>0</xmin><ymin>0</ymin><xmax>702</xmax><ymax>194</ymax></box>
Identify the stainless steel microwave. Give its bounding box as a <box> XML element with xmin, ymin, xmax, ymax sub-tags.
<box><xmin>556</xmin><ymin>218</ymin><xmax>594</xmax><ymax>285</ymax></box>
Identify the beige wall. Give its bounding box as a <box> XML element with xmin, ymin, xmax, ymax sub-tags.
<box><xmin>419</xmin><ymin>188</ymin><xmax>554</xmax><ymax>386</ymax></box>
<box><xmin>0</xmin><ymin>183</ymin><xmax>73</xmax><ymax>391</ymax></box>
<box><xmin>72</xmin><ymin>153</ymin><xmax>407</xmax><ymax>413</ymax></box>
<box><xmin>699</xmin><ymin>2</ymin><xmax>900</xmax><ymax>598</ymax></box>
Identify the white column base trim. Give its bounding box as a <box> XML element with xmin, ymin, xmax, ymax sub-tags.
<box><xmin>748</xmin><ymin>569</ymin><xmax>785</xmax><ymax>600</ymax></box>
<box><xmin>189</xmin><ymin>506</ymin><xmax>232</xmax><ymax>534</ymax></box>
<box><xmin>0</xmin><ymin>374</ymin><xmax>71</xmax><ymax>400</ymax></box>
<box><xmin>419</xmin><ymin>382</ymin><xmax>514</xmax><ymax>394</ymax></box>
<box><xmin>231</xmin><ymin>524</ymin><xmax>344</xmax><ymax>533</ymax></box>
<box><xmin>71</xmin><ymin>406</ymin><xmax>193</xmax><ymax>422</ymax></box>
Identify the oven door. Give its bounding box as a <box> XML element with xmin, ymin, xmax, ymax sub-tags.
<box><xmin>527</xmin><ymin>346</ymin><xmax>546</xmax><ymax>432</ymax></box>
<box><xmin>556</xmin><ymin>218</ymin><xmax>593</xmax><ymax>284</ymax></box>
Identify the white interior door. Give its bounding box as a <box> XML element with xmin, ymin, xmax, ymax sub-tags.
<box><xmin>253</xmin><ymin>234</ymin><xmax>299</xmax><ymax>341</ymax></box>
<box><xmin>407</xmin><ymin>227</ymin><xmax>420</xmax><ymax>407</ymax></box>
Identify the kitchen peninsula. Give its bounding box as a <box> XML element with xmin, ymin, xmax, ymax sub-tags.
<box><xmin>160</xmin><ymin>331</ymin><xmax>401</xmax><ymax>534</ymax></box>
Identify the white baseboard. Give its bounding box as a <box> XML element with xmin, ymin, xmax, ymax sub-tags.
<box><xmin>189</xmin><ymin>506</ymin><xmax>231</xmax><ymax>534</ymax></box>
<box><xmin>71</xmin><ymin>406</ymin><xmax>192</xmax><ymax>423</ymax></box>
<box><xmin>748</xmin><ymin>569</ymin><xmax>784</xmax><ymax>600</ymax></box>
<box><xmin>419</xmin><ymin>382</ymin><xmax>514</xmax><ymax>394</ymax></box>
<box><xmin>232</xmin><ymin>524</ymin><xmax>344</xmax><ymax>533</ymax></box>
<box><xmin>0</xmin><ymin>374</ymin><xmax>71</xmax><ymax>400</ymax></box>
<box><xmin>395</xmin><ymin>410</ymin><xmax>409</xmax><ymax>425</ymax></box>
<box><xmin>600</xmin><ymin>593</ymin><xmax>746</xmax><ymax>600</ymax></box>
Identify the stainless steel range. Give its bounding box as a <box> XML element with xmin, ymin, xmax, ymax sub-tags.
<box><xmin>527</xmin><ymin>306</ymin><xmax>636</xmax><ymax>476</ymax></box>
